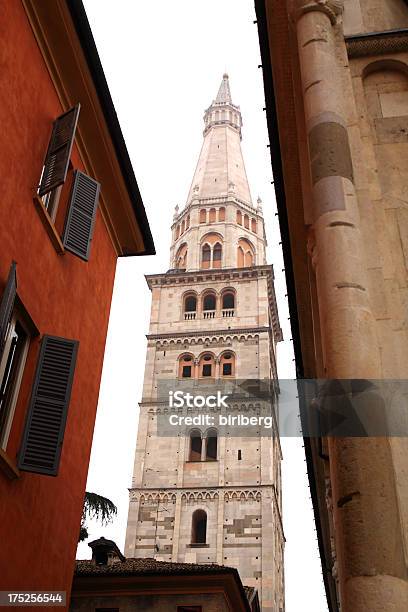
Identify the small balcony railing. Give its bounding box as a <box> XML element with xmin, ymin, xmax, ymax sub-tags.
<box><xmin>184</xmin><ymin>312</ymin><xmax>196</xmax><ymax>320</ymax></box>
<box><xmin>222</xmin><ymin>308</ymin><xmax>235</xmax><ymax>317</ymax></box>
<box><xmin>203</xmin><ymin>310</ymin><xmax>216</xmax><ymax>319</ymax></box>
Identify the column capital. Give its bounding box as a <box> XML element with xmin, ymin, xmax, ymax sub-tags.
<box><xmin>292</xmin><ymin>0</ymin><xmax>344</xmax><ymax>25</ymax></box>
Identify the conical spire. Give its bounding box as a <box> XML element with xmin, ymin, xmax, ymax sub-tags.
<box><xmin>185</xmin><ymin>74</ymin><xmax>252</xmax><ymax>206</ymax></box>
<box><xmin>215</xmin><ymin>73</ymin><xmax>232</xmax><ymax>104</ymax></box>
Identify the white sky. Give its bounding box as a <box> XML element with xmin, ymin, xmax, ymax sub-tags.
<box><xmin>77</xmin><ymin>2</ymin><xmax>328</xmax><ymax>610</ymax></box>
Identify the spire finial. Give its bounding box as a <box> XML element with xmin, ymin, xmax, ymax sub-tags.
<box><xmin>215</xmin><ymin>73</ymin><xmax>232</xmax><ymax>104</ymax></box>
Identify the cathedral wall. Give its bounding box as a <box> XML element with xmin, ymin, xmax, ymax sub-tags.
<box><xmin>343</xmin><ymin>0</ymin><xmax>408</xmax><ymax>35</ymax></box>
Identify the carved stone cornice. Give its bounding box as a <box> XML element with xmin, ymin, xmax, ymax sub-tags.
<box><xmin>293</xmin><ymin>0</ymin><xmax>344</xmax><ymax>25</ymax></box>
<box><xmin>145</xmin><ymin>264</ymin><xmax>274</xmax><ymax>288</ymax></box>
<box><xmin>345</xmin><ymin>28</ymin><xmax>408</xmax><ymax>59</ymax></box>
<box><xmin>147</xmin><ymin>326</ymin><xmax>270</xmax><ymax>341</ymax></box>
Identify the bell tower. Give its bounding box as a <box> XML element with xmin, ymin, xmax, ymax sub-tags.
<box><xmin>125</xmin><ymin>75</ymin><xmax>284</xmax><ymax>612</ymax></box>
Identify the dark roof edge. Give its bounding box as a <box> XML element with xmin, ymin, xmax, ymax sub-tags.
<box><xmin>254</xmin><ymin>1</ymin><xmax>337</xmax><ymax>611</ymax></box>
<box><xmin>66</xmin><ymin>0</ymin><xmax>155</xmax><ymax>256</ymax></box>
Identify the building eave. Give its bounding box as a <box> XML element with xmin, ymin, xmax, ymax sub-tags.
<box><xmin>66</xmin><ymin>0</ymin><xmax>155</xmax><ymax>256</ymax></box>
<box><xmin>22</xmin><ymin>0</ymin><xmax>155</xmax><ymax>257</ymax></box>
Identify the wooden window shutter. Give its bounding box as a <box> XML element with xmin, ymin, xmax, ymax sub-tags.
<box><xmin>0</xmin><ymin>261</ymin><xmax>17</xmax><ymax>356</ymax></box>
<box><xmin>18</xmin><ymin>335</ymin><xmax>78</xmax><ymax>476</ymax></box>
<box><xmin>38</xmin><ymin>104</ymin><xmax>80</xmax><ymax>196</ymax></box>
<box><xmin>62</xmin><ymin>170</ymin><xmax>100</xmax><ymax>261</ymax></box>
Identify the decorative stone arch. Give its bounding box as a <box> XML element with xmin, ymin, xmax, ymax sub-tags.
<box><xmin>362</xmin><ymin>58</ymin><xmax>408</xmax><ymax>121</ymax></box>
<box><xmin>174</xmin><ymin>242</ymin><xmax>188</xmax><ymax>269</ymax></box>
<box><xmin>200</xmin><ymin>232</ymin><xmax>224</xmax><ymax>269</ymax></box>
<box><xmin>237</xmin><ymin>237</ymin><xmax>255</xmax><ymax>268</ymax></box>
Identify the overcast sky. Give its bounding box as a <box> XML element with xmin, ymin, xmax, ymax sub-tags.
<box><xmin>77</xmin><ymin>2</ymin><xmax>328</xmax><ymax>610</ymax></box>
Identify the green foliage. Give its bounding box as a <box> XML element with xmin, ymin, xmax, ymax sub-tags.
<box><xmin>79</xmin><ymin>491</ymin><xmax>117</xmax><ymax>542</ymax></box>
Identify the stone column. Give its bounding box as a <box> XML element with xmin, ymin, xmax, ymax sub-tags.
<box><xmin>172</xmin><ymin>493</ymin><xmax>182</xmax><ymax>561</ymax></box>
<box><xmin>292</xmin><ymin>1</ymin><xmax>407</xmax><ymax>610</ymax></box>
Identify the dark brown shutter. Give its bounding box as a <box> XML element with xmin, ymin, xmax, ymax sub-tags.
<box><xmin>18</xmin><ymin>335</ymin><xmax>78</xmax><ymax>476</ymax></box>
<box><xmin>0</xmin><ymin>261</ymin><xmax>17</xmax><ymax>356</ymax></box>
<box><xmin>38</xmin><ymin>104</ymin><xmax>80</xmax><ymax>196</ymax></box>
<box><xmin>62</xmin><ymin>170</ymin><xmax>100</xmax><ymax>261</ymax></box>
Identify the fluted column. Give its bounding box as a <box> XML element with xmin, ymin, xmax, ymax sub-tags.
<box><xmin>292</xmin><ymin>1</ymin><xmax>407</xmax><ymax>610</ymax></box>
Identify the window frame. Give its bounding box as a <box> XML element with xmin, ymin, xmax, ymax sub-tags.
<box><xmin>0</xmin><ymin>295</ymin><xmax>39</xmax><ymax>452</ymax></box>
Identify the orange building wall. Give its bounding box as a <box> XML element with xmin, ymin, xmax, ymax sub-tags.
<box><xmin>0</xmin><ymin>2</ymin><xmax>117</xmax><ymax>604</ymax></box>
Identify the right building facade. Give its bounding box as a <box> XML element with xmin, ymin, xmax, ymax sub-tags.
<box><xmin>255</xmin><ymin>0</ymin><xmax>408</xmax><ymax>611</ymax></box>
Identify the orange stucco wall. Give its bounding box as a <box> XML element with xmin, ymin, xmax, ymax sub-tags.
<box><xmin>0</xmin><ymin>2</ymin><xmax>118</xmax><ymax>606</ymax></box>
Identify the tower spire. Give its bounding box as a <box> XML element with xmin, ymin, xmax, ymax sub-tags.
<box><xmin>185</xmin><ymin>74</ymin><xmax>251</xmax><ymax>206</ymax></box>
<box><xmin>215</xmin><ymin>73</ymin><xmax>232</xmax><ymax>104</ymax></box>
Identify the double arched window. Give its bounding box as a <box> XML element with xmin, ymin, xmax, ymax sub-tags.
<box><xmin>201</xmin><ymin>242</ymin><xmax>222</xmax><ymax>269</ymax></box>
<box><xmin>237</xmin><ymin>238</ymin><xmax>255</xmax><ymax>268</ymax></box>
<box><xmin>174</xmin><ymin>243</ymin><xmax>188</xmax><ymax>269</ymax></box>
<box><xmin>188</xmin><ymin>429</ymin><xmax>218</xmax><ymax>462</ymax></box>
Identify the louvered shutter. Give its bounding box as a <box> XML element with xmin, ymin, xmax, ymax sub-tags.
<box><xmin>0</xmin><ymin>261</ymin><xmax>17</xmax><ymax>356</ymax></box>
<box><xmin>38</xmin><ymin>104</ymin><xmax>80</xmax><ymax>196</ymax></box>
<box><xmin>18</xmin><ymin>335</ymin><xmax>78</xmax><ymax>476</ymax></box>
<box><xmin>62</xmin><ymin>170</ymin><xmax>100</xmax><ymax>261</ymax></box>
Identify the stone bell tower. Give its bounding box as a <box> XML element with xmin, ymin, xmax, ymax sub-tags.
<box><xmin>125</xmin><ymin>74</ymin><xmax>284</xmax><ymax>611</ymax></box>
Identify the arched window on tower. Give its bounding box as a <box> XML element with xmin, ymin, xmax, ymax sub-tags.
<box><xmin>175</xmin><ymin>225</ymin><xmax>180</xmax><ymax>239</ymax></box>
<box><xmin>199</xmin><ymin>353</ymin><xmax>215</xmax><ymax>377</ymax></box>
<box><xmin>186</xmin><ymin>215</ymin><xmax>190</xmax><ymax>229</ymax></box>
<box><xmin>181</xmin><ymin>219</ymin><xmax>185</xmax><ymax>234</ymax></box>
<box><xmin>244</xmin><ymin>214</ymin><xmax>249</xmax><ymax>229</ymax></box>
<box><xmin>220</xmin><ymin>352</ymin><xmax>235</xmax><ymax>377</ymax></box>
<box><xmin>179</xmin><ymin>354</ymin><xmax>194</xmax><ymax>379</ymax></box>
<box><xmin>189</xmin><ymin>430</ymin><xmax>202</xmax><ymax>462</ymax></box>
<box><xmin>184</xmin><ymin>293</ymin><xmax>197</xmax><ymax>320</ymax></box>
<box><xmin>213</xmin><ymin>242</ymin><xmax>222</xmax><ymax>268</ymax></box>
<box><xmin>200</xmin><ymin>209</ymin><xmax>207</xmax><ymax>224</ymax></box>
<box><xmin>206</xmin><ymin>429</ymin><xmax>218</xmax><ymax>461</ymax></box>
<box><xmin>191</xmin><ymin>509</ymin><xmax>207</xmax><ymax>544</ymax></box>
<box><xmin>175</xmin><ymin>243</ymin><xmax>188</xmax><ymax>270</ymax></box>
<box><xmin>209</xmin><ymin>208</ymin><xmax>216</xmax><ymax>223</ymax></box>
<box><xmin>237</xmin><ymin>238</ymin><xmax>255</xmax><ymax>268</ymax></box>
<box><xmin>218</xmin><ymin>207</ymin><xmax>225</xmax><ymax>222</ymax></box>
<box><xmin>222</xmin><ymin>291</ymin><xmax>235</xmax><ymax>316</ymax></box>
<box><xmin>201</xmin><ymin>244</ymin><xmax>211</xmax><ymax>269</ymax></box>
<box><xmin>237</xmin><ymin>210</ymin><xmax>242</xmax><ymax>225</ymax></box>
<box><xmin>202</xmin><ymin>292</ymin><xmax>216</xmax><ymax>318</ymax></box>
<box><xmin>251</xmin><ymin>218</ymin><xmax>257</xmax><ymax>233</ymax></box>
